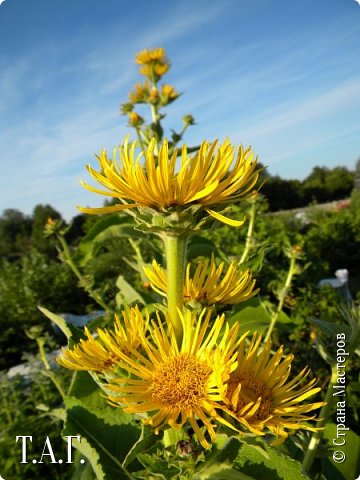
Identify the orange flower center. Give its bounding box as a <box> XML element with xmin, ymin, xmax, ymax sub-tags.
<box><xmin>227</xmin><ymin>373</ymin><xmax>272</xmax><ymax>420</ymax></box>
<box><xmin>151</xmin><ymin>353</ymin><xmax>211</xmax><ymax>409</ymax></box>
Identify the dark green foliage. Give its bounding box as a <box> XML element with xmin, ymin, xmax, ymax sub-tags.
<box><xmin>303</xmin><ymin>166</ymin><xmax>354</xmax><ymax>203</ymax></box>
<box><xmin>31</xmin><ymin>204</ymin><xmax>63</xmax><ymax>255</ymax></box>
<box><xmin>262</xmin><ymin>165</ymin><xmax>354</xmax><ymax>211</ymax></box>
<box><xmin>0</xmin><ymin>208</ymin><xmax>32</xmax><ymax>259</ymax></box>
<box><xmin>261</xmin><ymin>176</ymin><xmax>304</xmax><ymax>211</ymax></box>
<box><xmin>0</xmin><ymin>251</ymin><xmax>88</xmax><ymax>369</ymax></box>
<box><xmin>0</xmin><ymin>363</ymin><xmax>72</xmax><ymax>479</ymax></box>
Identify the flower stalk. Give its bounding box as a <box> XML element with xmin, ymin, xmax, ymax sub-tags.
<box><xmin>302</xmin><ymin>366</ymin><xmax>337</xmax><ymax>474</ymax></box>
<box><xmin>239</xmin><ymin>200</ymin><xmax>256</xmax><ymax>265</ymax></box>
<box><xmin>162</xmin><ymin>233</ymin><xmax>188</xmax><ymax>344</ymax></box>
<box><xmin>57</xmin><ymin>234</ymin><xmax>111</xmax><ymax>314</ymax></box>
<box><xmin>264</xmin><ymin>248</ymin><xmax>297</xmax><ymax>342</ymax></box>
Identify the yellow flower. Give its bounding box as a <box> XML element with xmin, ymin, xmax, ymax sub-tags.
<box><xmin>128</xmin><ymin>111</ymin><xmax>144</xmax><ymax>126</ymax></box>
<box><xmin>135</xmin><ymin>48</ymin><xmax>170</xmax><ymax>79</ymax></box>
<box><xmin>161</xmin><ymin>84</ymin><xmax>178</xmax><ymax>97</ymax></box>
<box><xmin>105</xmin><ymin>309</ymin><xmax>240</xmax><ymax>449</ymax></box>
<box><xmin>57</xmin><ymin>306</ymin><xmax>148</xmax><ymax>372</ymax></box>
<box><xmin>139</xmin><ymin>63</ymin><xmax>170</xmax><ymax>78</ymax></box>
<box><xmin>143</xmin><ymin>256</ymin><xmax>258</xmax><ymax>306</ymax></box>
<box><xmin>149</xmin><ymin>86</ymin><xmax>159</xmax><ymax>102</ymax></box>
<box><xmin>129</xmin><ymin>82</ymin><xmax>149</xmax><ymax>103</ymax></box>
<box><xmin>161</xmin><ymin>84</ymin><xmax>180</xmax><ymax>103</ymax></box>
<box><xmin>222</xmin><ymin>333</ymin><xmax>324</xmax><ymax>444</ymax></box>
<box><xmin>79</xmin><ymin>138</ymin><xmax>259</xmax><ymax>227</ymax></box>
<box><xmin>136</xmin><ymin>48</ymin><xmax>167</xmax><ymax>65</ymax></box>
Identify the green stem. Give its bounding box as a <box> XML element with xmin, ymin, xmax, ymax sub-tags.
<box><xmin>302</xmin><ymin>366</ymin><xmax>337</xmax><ymax>474</ymax></box>
<box><xmin>42</xmin><ymin>370</ymin><xmax>66</xmax><ymax>399</ymax></box>
<box><xmin>135</xmin><ymin>126</ymin><xmax>147</xmax><ymax>153</ymax></box>
<box><xmin>162</xmin><ymin>233</ymin><xmax>188</xmax><ymax>344</ymax></box>
<box><xmin>150</xmin><ymin>103</ymin><xmax>158</xmax><ymax>125</ymax></box>
<box><xmin>57</xmin><ymin>234</ymin><xmax>110</xmax><ymax>314</ymax></box>
<box><xmin>36</xmin><ymin>338</ymin><xmax>51</xmax><ymax>370</ymax></box>
<box><xmin>264</xmin><ymin>253</ymin><xmax>296</xmax><ymax>342</ymax></box>
<box><xmin>239</xmin><ymin>201</ymin><xmax>256</xmax><ymax>265</ymax></box>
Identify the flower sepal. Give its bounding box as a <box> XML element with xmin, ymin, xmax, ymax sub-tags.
<box><xmin>131</xmin><ymin>204</ymin><xmax>216</xmax><ymax>236</ymax></box>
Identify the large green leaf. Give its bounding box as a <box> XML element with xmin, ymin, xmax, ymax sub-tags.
<box><xmin>321</xmin><ymin>423</ymin><xmax>360</xmax><ymax>480</ymax></box>
<box><xmin>187</xmin><ymin>235</ymin><xmax>219</xmax><ymax>260</ymax></box>
<box><xmin>63</xmin><ymin>372</ymin><xmax>141</xmax><ymax>479</ymax></box>
<box><xmin>63</xmin><ymin>371</ymin><xmax>167</xmax><ymax>479</ymax></box>
<box><xmin>123</xmin><ymin>426</ymin><xmax>163</xmax><ymax>469</ymax></box>
<box><xmin>71</xmin><ymin>451</ymin><xmax>97</xmax><ymax>480</ymax></box>
<box><xmin>73</xmin><ymin>214</ymin><xmax>136</xmax><ymax>266</ymax></box>
<box><xmin>63</xmin><ymin>400</ymin><xmax>139</xmax><ymax>480</ymax></box>
<box><xmin>38</xmin><ymin>306</ymin><xmax>86</xmax><ymax>346</ymax></box>
<box><xmin>234</xmin><ymin>442</ymin><xmax>310</xmax><ymax>480</ymax></box>
<box><xmin>310</xmin><ymin>317</ymin><xmax>352</xmax><ymax>338</ymax></box>
<box><xmin>136</xmin><ymin>453</ymin><xmax>181</xmax><ymax>479</ymax></box>
<box><xmin>199</xmin><ymin>468</ymin><xmax>255</xmax><ymax>480</ymax></box>
<box><xmin>116</xmin><ymin>275</ymin><xmax>146</xmax><ymax>306</ymax></box>
<box><xmin>67</xmin><ymin>371</ymin><xmax>132</xmax><ymax>424</ymax></box>
<box><xmin>195</xmin><ymin>436</ymin><xmax>248</xmax><ymax>480</ymax></box>
<box><xmin>228</xmin><ymin>298</ymin><xmax>271</xmax><ymax>335</ymax></box>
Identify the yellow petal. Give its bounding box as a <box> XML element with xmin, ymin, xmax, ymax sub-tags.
<box><xmin>205</xmin><ymin>208</ymin><xmax>245</xmax><ymax>227</ymax></box>
<box><xmin>77</xmin><ymin>204</ymin><xmax>139</xmax><ymax>215</ymax></box>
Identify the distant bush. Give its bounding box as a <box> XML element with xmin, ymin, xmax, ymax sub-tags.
<box><xmin>0</xmin><ymin>251</ymin><xmax>88</xmax><ymax>370</ymax></box>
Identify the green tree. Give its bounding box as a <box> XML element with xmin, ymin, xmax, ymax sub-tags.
<box><xmin>31</xmin><ymin>204</ymin><xmax>62</xmax><ymax>255</ymax></box>
<box><xmin>261</xmin><ymin>176</ymin><xmax>304</xmax><ymax>211</ymax></box>
<box><xmin>0</xmin><ymin>209</ymin><xmax>32</xmax><ymax>259</ymax></box>
<box><xmin>303</xmin><ymin>166</ymin><xmax>354</xmax><ymax>203</ymax></box>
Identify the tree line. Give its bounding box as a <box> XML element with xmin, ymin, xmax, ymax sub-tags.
<box><xmin>0</xmin><ymin>164</ymin><xmax>356</xmax><ymax>260</ymax></box>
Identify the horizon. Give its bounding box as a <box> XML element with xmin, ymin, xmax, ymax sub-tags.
<box><xmin>1</xmin><ymin>0</ymin><xmax>359</xmax><ymax>220</ymax></box>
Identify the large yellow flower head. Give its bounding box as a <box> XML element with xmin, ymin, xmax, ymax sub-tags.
<box><xmin>143</xmin><ymin>255</ymin><xmax>258</xmax><ymax>306</ymax></box>
<box><xmin>222</xmin><ymin>333</ymin><xmax>324</xmax><ymax>444</ymax></box>
<box><xmin>57</xmin><ymin>306</ymin><xmax>148</xmax><ymax>372</ymax></box>
<box><xmin>104</xmin><ymin>309</ymin><xmax>240</xmax><ymax>449</ymax></box>
<box><xmin>79</xmin><ymin>138</ymin><xmax>259</xmax><ymax>229</ymax></box>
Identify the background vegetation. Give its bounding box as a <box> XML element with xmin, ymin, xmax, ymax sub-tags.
<box><xmin>0</xmin><ymin>164</ymin><xmax>359</xmax><ymax>480</ymax></box>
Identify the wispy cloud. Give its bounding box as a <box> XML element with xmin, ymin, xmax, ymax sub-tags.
<box><xmin>1</xmin><ymin>0</ymin><xmax>359</xmax><ymax>218</ymax></box>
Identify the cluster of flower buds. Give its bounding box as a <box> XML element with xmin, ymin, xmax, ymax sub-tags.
<box><xmin>119</xmin><ymin>48</ymin><xmax>193</xmax><ymax>149</ymax></box>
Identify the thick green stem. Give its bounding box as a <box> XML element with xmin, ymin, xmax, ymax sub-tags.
<box><xmin>264</xmin><ymin>254</ymin><xmax>296</xmax><ymax>343</ymax></box>
<box><xmin>239</xmin><ymin>201</ymin><xmax>256</xmax><ymax>265</ymax></box>
<box><xmin>163</xmin><ymin>233</ymin><xmax>187</xmax><ymax>344</ymax></box>
<box><xmin>302</xmin><ymin>366</ymin><xmax>337</xmax><ymax>474</ymax></box>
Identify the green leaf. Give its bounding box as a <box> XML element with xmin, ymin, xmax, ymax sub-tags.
<box><xmin>228</xmin><ymin>298</ymin><xmax>271</xmax><ymax>335</ymax></box>
<box><xmin>67</xmin><ymin>371</ymin><xmax>101</xmax><ymax>404</ymax></box>
<box><xmin>63</xmin><ymin>397</ymin><xmax>141</xmax><ymax>480</ymax></box>
<box><xmin>74</xmin><ymin>214</ymin><xmax>135</xmax><ymax>265</ymax></box>
<box><xmin>123</xmin><ymin>426</ymin><xmax>163</xmax><ymax>469</ymax></box>
<box><xmin>322</xmin><ymin>423</ymin><xmax>360</xmax><ymax>480</ymax></box>
<box><xmin>187</xmin><ymin>235</ymin><xmax>218</xmax><ymax>259</ymax></box>
<box><xmin>200</xmin><ymin>467</ymin><xmax>255</xmax><ymax>480</ymax></box>
<box><xmin>195</xmin><ymin>435</ymin><xmax>243</xmax><ymax>479</ymax></box>
<box><xmin>116</xmin><ymin>275</ymin><xmax>146</xmax><ymax>306</ymax></box>
<box><xmin>234</xmin><ymin>442</ymin><xmax>310</xmax><ymax>480</ymax></box>
<box><xmin>310</xmin><ymin>318</ymin><xmax>352</xmax><ymax>338</ymax></box>
<box><xmin>245</xmin><ymin>242</ymin><xmax>274</xmax><ymax>273</ymax></box>
<box><xmin>38</xmin><ymin>306</ymin><xmax>86</xmax><ymax>345</ymax></box>
<box><xmin>67</xmin><ymin>371</ymin><xmax>134</xmax><ymax>426</ymax></box>
<box><xmin>71</xmin><ymin>451</ymin><xmax>97</xmax><ymax>480</ymax></box>
<box><xmin>136</xmin><ymin>452</ymin><xmax>181</xmax><ymax>479</ymax></box>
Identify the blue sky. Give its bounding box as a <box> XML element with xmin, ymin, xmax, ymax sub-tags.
<box><xmin>0</xmin><ymin>0</ymin><xmax>359</xmax><ymax>220</ymax></box>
